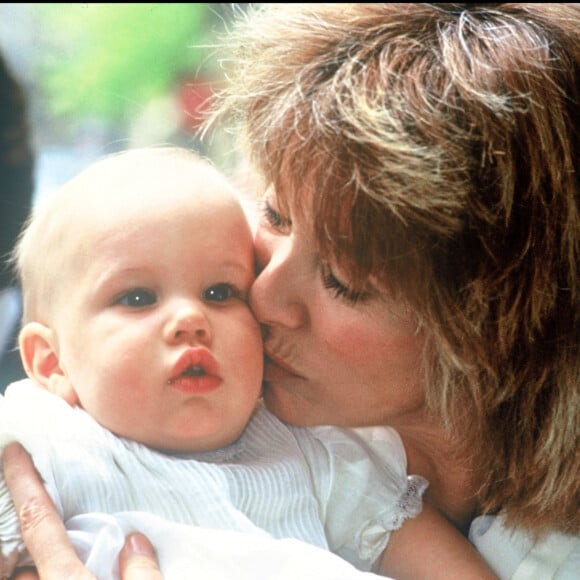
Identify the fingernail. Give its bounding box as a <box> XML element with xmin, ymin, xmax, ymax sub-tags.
<box><xmin>127</xmin><ymin>533</ymin><xmax>156</xmax><ymax>557</ymax></box>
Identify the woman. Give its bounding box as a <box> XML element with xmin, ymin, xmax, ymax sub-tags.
<box><xmin>4</xmin><ymin>3</ymin><xmax>579</xmax><ymax>578</ymax></box>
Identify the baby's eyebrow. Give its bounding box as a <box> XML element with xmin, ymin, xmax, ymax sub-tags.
<box><xmin>220</xmin><ymin>259</ymin><xmax>253</xmax><ymax>274</ymax></box>
<box><xmin>91</xmin><ymin>265</ymin><xmax>150</xmax><ymax>293</ymax></box>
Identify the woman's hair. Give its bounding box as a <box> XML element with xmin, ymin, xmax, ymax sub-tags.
<box><xmin>210</xmin><ymin>3</ymin><xmax>579</xmax><ymax>534</ymax></box>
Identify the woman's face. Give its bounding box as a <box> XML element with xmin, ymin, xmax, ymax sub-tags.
<box><xmin>250</xmin><ymin>187</ymin><xmax>426</xmax><ymax>428</ymax></box>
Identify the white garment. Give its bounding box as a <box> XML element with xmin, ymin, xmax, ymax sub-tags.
<box><xmin>0</xmin><ymin>380</ymin><xmax>427</xmax><ymax>580</ymax></box>
<box><xmin>469</xmin><ymin>514</ymin><xmax>580</xmax><ymax>580</ymax></box>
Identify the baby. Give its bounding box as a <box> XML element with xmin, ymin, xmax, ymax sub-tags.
<box><xmin>0</xmin><ymin>147</ymin><xmax>495</xmax><ymax>579</ymax></box>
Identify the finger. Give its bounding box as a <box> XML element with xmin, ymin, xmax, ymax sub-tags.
<box><xmin>2</xmin><ymin>442</ymin><xmax>94</xmax><ymax>580</ymax></box>
<box><xmin>119</xmin><ymin>533</ymin><xmax>163</xmax><ymax>580</ymax></box>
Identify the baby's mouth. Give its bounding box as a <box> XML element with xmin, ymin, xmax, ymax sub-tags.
<box><xmin>167</xmin><ymin>353</ymin><xmax>222</xmax><ymax>394</ymax></box>
<box><xmin>169</xmin><ymin>347</ymin><xmax>221</xmax><ymax>385</ymax></box>
<box><xmin>182</xmin><ymin>365</ymin><xmax>207</xmax><ymax>377</ymax></box>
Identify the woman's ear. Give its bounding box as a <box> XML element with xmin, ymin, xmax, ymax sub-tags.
<box><xmin>18</xmin><ymin>322</ymin><xmax>79</xmax><ymax>406</ymax></box>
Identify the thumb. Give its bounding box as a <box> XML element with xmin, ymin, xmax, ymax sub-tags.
<box><xmin>119</xmin><ymin>533</ymin><xmax>163</xmax><ymax>580</ymax></box>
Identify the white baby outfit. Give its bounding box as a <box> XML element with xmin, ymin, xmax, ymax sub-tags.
<box><xmin>0</xmin><ymin>380</ymin><xmax>427</xmax><ymax>580</ymax></box>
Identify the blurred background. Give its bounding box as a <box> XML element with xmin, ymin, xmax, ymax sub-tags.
<box><xmin>0</xmin><ymin>3</ymin><xmax>249</xmax><ymax>389</ymax></box>
<box><xmin>1</xmin><ymin>3</ymin><xmax>244</xmax><ymax>196</ymax></box>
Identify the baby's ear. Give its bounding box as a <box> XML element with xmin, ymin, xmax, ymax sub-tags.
<box><xmin>18</xmin><ymin>322</ymin><xmax>79</xmax><ymax>406</ymax></box>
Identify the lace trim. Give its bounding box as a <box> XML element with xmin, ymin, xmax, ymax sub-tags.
<box><xmin>392</xmin><ymin>474</ymin><xmax>429</xmax><ymax>530</ymax></box>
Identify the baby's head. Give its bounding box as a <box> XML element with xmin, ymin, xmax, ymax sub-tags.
<box><xmin>14</xmin><ymin>147</ymin><xmax>263</xmax><ymax>452</ymax></box>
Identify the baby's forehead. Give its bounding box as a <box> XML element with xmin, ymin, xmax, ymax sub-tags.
<box><xmin>41</xmin><ymin>152</ymin><xmax>238</xmax><ymax>234</ymax></box>
<box><xmin>68</xmin><ymin>150</ymin><xmax>232</xmax><ymax>202</ymax></box>
<box><xmin>32</xmin><ymin>149</ymin><xmax>244</xmax><ymax>262</ymax></box>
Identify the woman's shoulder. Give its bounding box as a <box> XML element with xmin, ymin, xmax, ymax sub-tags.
<box><xmin>469</xmin><ymin>514</ymin><xmax>580</xmax><ymax>579</ymax></box>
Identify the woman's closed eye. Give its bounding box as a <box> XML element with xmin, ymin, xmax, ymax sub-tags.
<box><xmin>261</xmin><ymin>199</ymin><xmax>291</xmax><ymax>234</ymax></box>
<box><xmin>321</xmin><ymin>263</ymin><xmax>366</xmax><ymax>305</ymax></box>
<box><xmin>115</xmin><ymin>288</ymin><xmax>157</xmax><ymax>308</ymax></box>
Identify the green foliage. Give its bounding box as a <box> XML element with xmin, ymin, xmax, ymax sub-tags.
<box><xmin>38</xmin><ymin>3</ymin><xmax>221</xmax><ymax>123</ymax></box>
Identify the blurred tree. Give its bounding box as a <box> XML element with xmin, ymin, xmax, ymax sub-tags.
<box><xmin>37</xmin><ymin>3</ymin><xmax>224</xmax><ymax>124</ymax></box>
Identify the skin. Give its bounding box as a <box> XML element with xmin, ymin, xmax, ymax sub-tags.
<box><xmin>3</xmin><ymin>158</ymin><xmax>479</xmax><ymax>577</ymax></box>
<box><xmin>253</xmin><ymin>189</ymin><xmax>425</xmax><ymax>428</ymax></box>
<box><xmin>20</xmin><ymin>154</ymin><xmax>263</xmax><ymax>453</ymax></box>
<box><xmin>253</xmin><ymin>188</ymin><xmax>477</xmax><ymax>529</ymax></box>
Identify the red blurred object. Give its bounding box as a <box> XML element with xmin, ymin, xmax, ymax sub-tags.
<box><xmin>177</xmin><ymin>76</ymin><xmax>215</xmax><ymax>131</ymax></box>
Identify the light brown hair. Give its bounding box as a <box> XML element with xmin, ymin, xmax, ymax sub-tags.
<box><xmin>210</xmin><ymin>3</ymin><xmax>579</xmax><ymax>534</ymax></box>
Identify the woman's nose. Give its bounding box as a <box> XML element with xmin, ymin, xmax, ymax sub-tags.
<box><xmin>165</xmin><ymin>302</ymin><xmax>212</xmax><ymax>345</ymax></box>
<box><xmin>250</xmin><ymin>228</ymin><xmax>308</xmax><ymax>329</ymax></box>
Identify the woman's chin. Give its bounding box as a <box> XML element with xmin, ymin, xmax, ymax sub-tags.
<box><xmin>262</xmin><ymin>382</ymin><xmax>318</xmax><ymax>426</ymax></box>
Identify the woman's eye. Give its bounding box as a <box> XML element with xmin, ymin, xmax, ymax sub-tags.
<box><xmin>203</xmin><ymin>283</ymin><xmax>237</xmax><ymax>302</ymax></box>
<box><xmin>261</xmin><ymin>200</ymin><xmax>291</xmax><ymax>233</ymax></box>
<box><xmin>116</xmin><ymin>288</ymin><xmax>157</xmax><ymax>308</ymax></box>
<box><xmin>321</xmin><ymin>264</ymin><xmax>365</xmax><ymax>305</ymax></box>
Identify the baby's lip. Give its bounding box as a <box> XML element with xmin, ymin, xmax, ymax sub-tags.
<box><xmin>170</xmin><ymin>348</ymin><xmax>220</xmax><ymax>381</ymax></box>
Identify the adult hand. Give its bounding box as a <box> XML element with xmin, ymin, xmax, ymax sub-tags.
<box><xmin>3</xmin><ymin>442</ymin><xmax>163</xmax><ymax>580</ymax></box>
<box><xmin>119</xmin><ymin>533</ymin><xmax>164</xmax><ymax>580</ymax></box>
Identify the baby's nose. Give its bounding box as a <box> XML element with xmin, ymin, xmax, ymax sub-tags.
<box><xmin>166</xmin><ymin>304</ymin><xmax>212</xmax><ymax>345</ymax></box>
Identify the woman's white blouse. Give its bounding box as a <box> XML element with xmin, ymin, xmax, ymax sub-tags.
<box><xmin>469</xmin><ymin>514</ymin><xmax>580</xmax><ymax>579</ymax></box>
<box><xmin>0</xmin><ymin>380</ymin><xmax>427</xmax><ymax>578</ymax></box>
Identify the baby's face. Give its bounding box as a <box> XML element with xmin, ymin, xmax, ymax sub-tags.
<box><xmin>50</xmin><ymin>153</ymin><xmax>263</xmax><ymax>452</ymax></box>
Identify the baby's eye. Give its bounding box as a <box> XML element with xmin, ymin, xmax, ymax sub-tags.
<box><xmin>116</xmin><ymin>288</ymin><xmax>157</xmax><ymax>308</ymax></box>
<box><xmin>203</xmin><ymin>283</ymin><xmax>237</xmax><ymax>302</ymax></box>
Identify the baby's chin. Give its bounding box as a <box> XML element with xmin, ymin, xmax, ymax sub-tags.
<box><xmin>138</xmin><ymin>422</ymin><xmax>250</xmax><ymax>456</ymax></box>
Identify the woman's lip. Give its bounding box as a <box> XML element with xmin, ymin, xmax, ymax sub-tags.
<box><xmin>263</xmin><ymin>350</ymin><xmax>303</xmax><ymax>379</ymax></box>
